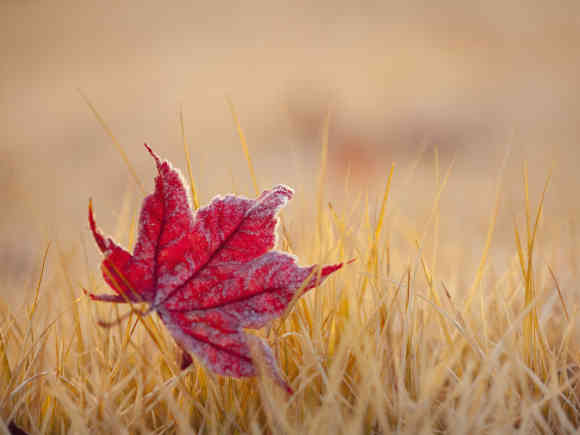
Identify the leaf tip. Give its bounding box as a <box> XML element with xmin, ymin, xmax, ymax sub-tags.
<box><xmin>321</xmin><ymin>262</ymin><xmax>346</xmax><ymax>276</ymax></box>
<box><xmin>82</xmin><ymin>288</ymin><xmax>104</xmax><ymax>302</ymax></box>
<box><xmin>180</xmin><ymin>351</ymin><xmax>193</xmax><ymax>370</ymax></box>
<box><xmin>273</xmin><ymin>184</ymin><xmax>294</xmax><ymax>199</ymax></box>
<box><xmin>144</xmin><ymin>143</ymin><xmax>162</xmax><ymax>169</ymax></box>
<box><xmin>88</xmin><ymin>200</ymin><xmax>108</xmax><ymax>252</ymax></box>
<box><xmin>282</xmin><ymin>381</ymin><xmax>294</xmax><ymax>395</ymax></box>
<box><xmin>96</xmin><ymin>319</ymin><xmax>114</xmax><ymax>328</ymax></box>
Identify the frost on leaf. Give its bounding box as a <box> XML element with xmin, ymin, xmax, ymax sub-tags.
<box><xmin>86</xmin><ymin>144</ymin><xmax>345</xmax><ymax>394</ymax></box>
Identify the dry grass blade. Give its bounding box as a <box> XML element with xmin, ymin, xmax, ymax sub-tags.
<box><xmin>317</xmin><ymin>108</ymin><xmax>331</xmax><ymax>237</ymax></box>
<box><xmin>78</xmin><ymin>90</ymin><xmax>145</xmax><ymax>194</ymax></box>
<box><xmin>226</xmin><ymin>96</ymin><xmax>259</xmax><ymax>196</ymax></box>
<box><xmin>360</xmin><ymin>164</ymin><xmax>395</xmax><ymax>299</ymax></box>
<box><xmin>226</xmin><ymin>97</ymin><xmax>293</xmax><ymax>250</ymax></box>
<box><xmin>464</xmin><ymin>153</ymin><xmax>507</xmax><ymax>312</ymax></box>
<box><xmin>179</xmin><ymin>107</ymin><xmax>200</xmax><ymax>210</ymax></box>
<box><xmin>548</xmin><ymin>264</ymin><xmax>569</xmax><ymax>322</ymax></box>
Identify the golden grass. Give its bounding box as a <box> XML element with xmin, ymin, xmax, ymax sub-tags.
<box><xmin>1</xmin><ymin>111</ymin><xmax>579</xmax><ymax>434</ymax></box>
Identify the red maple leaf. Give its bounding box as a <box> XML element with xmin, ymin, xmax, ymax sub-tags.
<box><xmin>86</xmin><ymin>144</ymin><xmax>344</xmax><ymax>393</ymax></box>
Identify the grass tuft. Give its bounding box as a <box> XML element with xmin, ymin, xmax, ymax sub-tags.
<box><xmin>1</xmin><ymin>113</ymin><xmax>579</xmax><ymax>433</ymax></box>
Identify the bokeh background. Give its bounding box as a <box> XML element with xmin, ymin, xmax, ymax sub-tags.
<box><xmin>2</xmin><ymin>0</ymin><xmax>580</xmax><ymax>291</ymax></box>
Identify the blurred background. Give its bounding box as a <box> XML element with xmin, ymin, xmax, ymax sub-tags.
<box><xmin>1</xmin><ymin>0</ymin><xmax>579</xmax><ymax>289</ymax></box>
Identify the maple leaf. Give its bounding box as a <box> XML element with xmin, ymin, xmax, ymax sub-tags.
<box><xmin>86</xmin><ymin>144</ymin><xmax>345</xmax><ymax>393</ymax></box>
